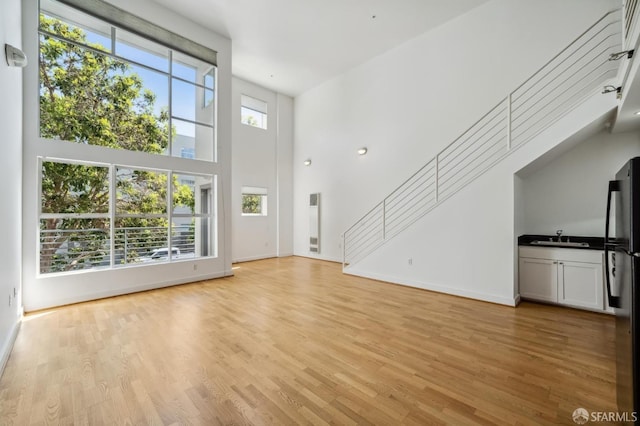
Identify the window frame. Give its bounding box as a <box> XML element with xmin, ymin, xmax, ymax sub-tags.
<box><xmin>37</xmin><ymin>158</ymin><xmax>215</xmax><ymax>275</ymax></box>
<box><xmin>38</xmin><ymin>3</ymin><xmax>218</xmax><ymax>162</ymax></box>
<box><xmin>240</xmin><ymin>94</ymin><xmax>268</xmax><ymax>130</ymax></box>
<box><xmin>241</xmin><ymin>186</ymin><xmax>268</xmax><ymax>216</ymax></box>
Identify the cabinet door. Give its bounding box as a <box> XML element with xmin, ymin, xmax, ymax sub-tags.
<box><xmin>558</xmin><ymin>261</ymin><xmax>603</xmax><ymax>310</ymax></box>
<box><xmin>519</xmin><ymin>258</ymin><xmax>557</xmax><ymax>302</ymax></box>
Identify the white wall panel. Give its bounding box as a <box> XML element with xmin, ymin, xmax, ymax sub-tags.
<box><xmin>0</xmin><ymin>0</ymin><xmax>23</xmax><ymax>371</ymax></box>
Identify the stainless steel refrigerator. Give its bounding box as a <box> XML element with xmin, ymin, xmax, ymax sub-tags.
<box><xmin>606</xmin><ymin>157</ymin><xmax>640</xmax><ymax>420</ymax></box>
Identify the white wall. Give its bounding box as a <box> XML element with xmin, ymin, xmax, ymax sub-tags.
<box><xmin>277</xmin><ymin>94</ymin><xmax>294</xmax><ymax>257</ymax></box>
<box><xmin>520</xmin><ymin>130</ymin><xmax>640</xmax><ymax>236</ymax></box>
<box><xmin>293</xmin><ymin>0</ymin><xmax>619</xmax><ymax>262</ymax></box>
<box><xmin>21</xmin><ymin>0</ymin><xmax>233</xmax><ymax>311</ymax></box>
<box><xmin>231</xmin><ymin>78</ymin><xmax>294</xmax><ymax>262</ymax></box>
<box><xmin>0</xmin><ymin>0</ymin><xmax>23</xmax><ymax>370</ymax></box>
<box><xmin>347</xmin><ymin>93</ymin><xmax>618</xmax><ymax>305</ymax></box>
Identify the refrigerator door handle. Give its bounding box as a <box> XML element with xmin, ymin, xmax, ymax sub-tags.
<box><xmin>605</xmin><ymin>180</ymin><xmax>621</xmax><ymax>308</ymax></box>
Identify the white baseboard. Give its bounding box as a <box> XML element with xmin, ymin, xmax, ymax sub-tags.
<box><xmin>293</xmin><ymin>253</ymin><xmax>342</xmax><ymax>263</ymax></box>
<box><xmin>24</xmin><ymin>270</ymin><xmax>233</xmax><ymax>312</ymax></box>
<box><xmin>344</xmin><ymin>268</ymin><xmax>519</xmax><ymax>307</ymax></box>
<box><xmin>232</xmin><ymin>254</ymin><xmax>277</xmax><ymax>263</ymax></box>
<box><xmin>0</xmin><ymin>318</ymin><xmax>21</xmax><ymax>378</ymax></box>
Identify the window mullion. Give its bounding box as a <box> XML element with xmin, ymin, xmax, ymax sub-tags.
<box><xmin>109</xmin><ymin>164</ymin><xmax>116</xmax><ymax>269</ymax></box>
<box><xmin>168</xmin><ymin>170</ymin><xmax>173</xmax><ymax>260</ymax></box>
<box><xmin>110</xmin><ymin>26</ymin><xmax>116</xmax><ymax>54</ymax></box>
<box><xmin>168</xmin><ymin>50</ymin><xmax>173</xmax><ymax>157</ymax></box>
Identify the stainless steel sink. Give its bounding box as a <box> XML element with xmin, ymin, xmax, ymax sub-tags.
<box><xmin>530</xmin><ymin>240</ymin><xmax>589</xmax><ymax>248</ymax></box>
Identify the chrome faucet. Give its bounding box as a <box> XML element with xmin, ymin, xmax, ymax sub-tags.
<box><xmin>556</xmin><ymin>229</ymin><xmax>563</xmax><ymax>242</ymax></box>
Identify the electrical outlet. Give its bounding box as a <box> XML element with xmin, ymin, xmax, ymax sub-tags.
<box><xmin>408</xmin><ymin>258</ymin><xmax>413</xmax><ymax>265</ymax></box>
<box><xmin>8</xmin><ymin>295</ymin><xmax>11</xmax><ymax>307</ymax></box>
<box><xmin>13</xmin><ymin>287</ymin><xmax>16</xmax><ymax>297</ymax></box>
<box><xmin>193</xmin><ymin>264</ymin><xmax>198</xmax><ymax>271</ymax></box>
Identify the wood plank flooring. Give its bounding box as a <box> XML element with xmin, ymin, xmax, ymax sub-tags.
<box><xmin>0</xmin><ymin>257</ymin><xmax>617</xmax><ymax>425</ymax></box>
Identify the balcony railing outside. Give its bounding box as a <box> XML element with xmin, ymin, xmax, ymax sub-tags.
<box><xmin>40</xmin><ymin>225</ymin><xmax>196</xmax><ymax>274</ymax></box>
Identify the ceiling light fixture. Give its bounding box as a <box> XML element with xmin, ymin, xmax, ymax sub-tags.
<box><xmin>303</xmin><ymin>159</ymin><xmax>312</xmax><ymax>166</ymax></box>
<box><xmin>357</xmin><ymin>147</ymin><xmax>368</xmax><ymax>155</ymax></box>
<box><xmin>634</xmin><ymin>111</ymin><xmax>640</xmax><ymax>116</ymax></box>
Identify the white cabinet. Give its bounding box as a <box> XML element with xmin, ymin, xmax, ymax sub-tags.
<box><xmin>519</xmin><ymin>257</ymin><xmax>557</xmax><ymax>302</ymax></box>
<box><xmin>519</xmin><ymin>247</ymin><xmax>605</xmax><ymax>312</ymax></box>
<box><xmin>557</xmin><ymin>261</ymin><xmax>603</xmax><ymax>310</ymax></box>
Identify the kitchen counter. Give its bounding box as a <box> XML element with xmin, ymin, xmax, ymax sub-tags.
<box><xmin>518</xmin><ymin>234</ymin><xmax>606</xmax><ymax>251</ymax></box>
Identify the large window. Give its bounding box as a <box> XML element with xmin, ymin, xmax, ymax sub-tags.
<box><xmin>39</xmin><ymin>1</ymin><xmax>217</xmax><ymax>161</ymax></box>
<box><xmin>37</xmin><ymin>0</ymin><xmax>218</xmax><ymax>275</ymax></box>
<box><xmin>39</xmin><ymin>160</ymin><xmax>214</xmax><ymax>274</ymax></box>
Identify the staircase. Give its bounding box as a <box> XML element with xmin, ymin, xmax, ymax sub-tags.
<box><xmin>342</xmin><ymin>9</ymin><xmax>626</xmax><ymax>270</ymax></box>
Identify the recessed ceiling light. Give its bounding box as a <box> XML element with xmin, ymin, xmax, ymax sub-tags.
<box><xmin>634</xmin><ymin>111</ymin><xmax>640</xmax><ymax>115</ymax></box>
<box><xmin>357</xmin><ymin>147</ymin><xmax>368</xmax><ymax>155</ymax></box>
<box><xmin>303</xmin><ymin>159</ymin><xmax>312</xmax><ymax>166</ymax></box>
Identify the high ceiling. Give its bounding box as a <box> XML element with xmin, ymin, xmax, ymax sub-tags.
<box><xmin>149</xmin><ymin>0</ymin><xmax>489</xmax><ymax>97</ymax></box>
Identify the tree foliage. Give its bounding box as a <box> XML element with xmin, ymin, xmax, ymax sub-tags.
<box><xmin>39</xmin><ymin>15</ymin><xmax>194</xmax><ymax>273</ymax></box>
<box><xmin>242</xmin><ymin>195</ymin><xmax>262</xmax><ymax>214</ymax></box>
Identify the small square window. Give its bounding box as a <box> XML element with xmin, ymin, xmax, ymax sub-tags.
<box><xmin>241</xmin><ymin>186</ymin><xmax>267</xmax><ymax>216</ymax></box>
<box><xmin>241</xmin><ymin>95</ymin><xmax>267</xmax><ymax>130</ymax></box>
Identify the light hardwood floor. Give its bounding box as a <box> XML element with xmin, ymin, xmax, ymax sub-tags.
<box><xmin>0</xmin><ymin>257</ymin><xmax>617</xmax><ymax>425</ymax></box>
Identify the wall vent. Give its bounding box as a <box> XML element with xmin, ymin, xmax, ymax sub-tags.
<box><xmin>309</xmin><ymin>193</ymin><xmax>320</xmax><ymax>253</ymax></box>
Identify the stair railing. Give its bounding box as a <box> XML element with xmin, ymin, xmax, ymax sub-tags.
<box><xmin>343</xmin><ymin>10</ymin><xmax>622</xmax><ymax>269</ymax></box>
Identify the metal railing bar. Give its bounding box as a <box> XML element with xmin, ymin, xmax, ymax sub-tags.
<box><xmin>437</xmin><ymin>108</ymin><xmax>507</xmax><ymax>167</ymax></box>
<box><xmin>438</xmin><ymin>137</ymin><xmax>506</xmax><ymax>196</ymax></box>
<box><xmin>384</xmin><ymin>167</ymin><xmax>435</xmax><ymax>207</ymax></box>
<box><xmin>512</xmin><ymin>37</ymin><xmax>620</xmax><ymax>118</ymax></box>
<box><xmin>346</xmin><ymin>238</ymin><xmax>383</xmax><ymax>260</ymax></box>
<box><xmin>40</xmin><ymin>213</ymin><xmax>110</xmax><ymax>219</ymax></box>
<box><xmin>511</xmin><ymin>21</ymin><xmax>619</xmax><ymax>104</ymax></box>
<box><xmin>509</xmin><ymin>10</ymin><xmax>620</xmax><ymax>99</ymax></box>
<box><xmin>347</xmin><ymin>239</ymin><xmax>385</xmax><ymax>262</ymax></box>
<box><xmin>438</xmin><ymin>122</ymin><xmax>507</xmax><ymax>181</ymax></box>
<box><xmin>436</xmin><ymin>102</ymin><xmax>507</xmax><ymax>163</ymax></box>
<box><xmin>385</xmin><ymin>194</ymin><xmax>437</xmax><ymax>235</ymax></box>
<box><xmin>385</xmin><ymin>201</ymin><xmax>440</xmax><ymax>240</ymax></box>
<box><xmin>345</xmin><ymin>234</ymin><xmax>384</xmax><ymax>260</ymax></box>
<box><xmin>385</xmin><ymin>184</ymin><xmax>435</xmax><ymax>219</ymax></box>
<box><xmin>385</xmin><ymin>171</ymin><xmax>435</xmax><ymax>211</ymax></box>
<box><xmin>511</xmin><ymin>42</ymin><xmax>619</xmax><ymax>121</ymax></box>
<box><xmin>511</xmin><ymin>80</ymin><xmax>608</xmax><ymax>148</ymax></box>
<box><xmin>344</xmin><ymin>213</ymin><xmax>384</xmax><ymax>246</ymax></box>
<box><xmin>385</xmin><ymin>188</ymin><xmax>436</xmax><ymax>224</ymax></box>
<box><xmin>626</xmin><ymin>0</ymin><xmax>638</xmax><ymax>39</ymax></box>
<box><xmin>512</xmin><ymin>59</ymin><xmax>617</xmax><ymax>130</ymax></box>
<box><xmin>380</xmin><ymin>158</ymin><xmax>436</xmax><ymax>206</ymax></box>
<box><xmin>512</xmin><ymin>67</ymin><xmax>618</xmax><ymax>141</ymax></box>
<box><xmin>345</xmin><ymin>222</ymin><xmax>383</xmax><ymax>251</ymax></box>
<box><xmin>343</xmin><ymin>201</ymin><xmax>384</xmax><ymax>236</ymax></box>
<box><xmin>343</xmin><ymin>9</ymin><xmax>626</xmax><ymax>269</ymax></box>
<box><xmin>345</xmin><ymin>224</ymin><xmax>383</xmax><ymax>249</ymax></box>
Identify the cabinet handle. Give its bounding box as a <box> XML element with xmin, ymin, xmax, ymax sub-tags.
<box><xmin>559</xmin><ymin>262</ymin><xmax>564</xmax><ymax>265</ymax></box>
<box><xmin>553</xmin><ymin>261</ymin><xmax>558</xmax><ymax>264</ymax></box>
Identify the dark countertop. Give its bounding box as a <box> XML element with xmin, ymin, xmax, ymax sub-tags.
<box><xmin>518</xmin><ymin>234</ymin><xmax>606</xmax><ymax>251</ymax></box>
